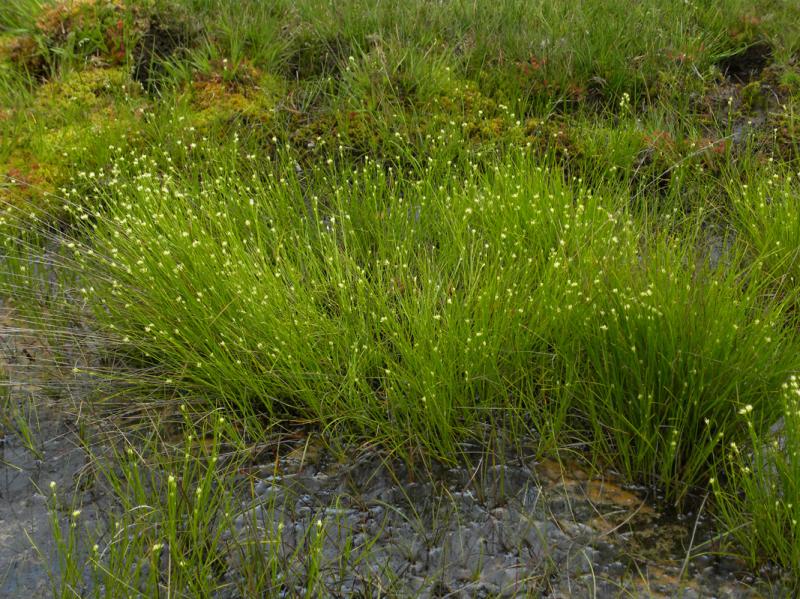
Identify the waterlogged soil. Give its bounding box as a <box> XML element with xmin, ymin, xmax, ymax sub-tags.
<box><xmin>0</xmin><ymin>305</ymin><xmax>95</xmax><ymax>597</ymax></box>
<box><xmin>0</xmin><ymin>420</ymin><xmax>791</xmax><ymax>597</ymax></box>
<box><xmin>0</xmin><ymin>400</ymin><xmax>96</xmax><ymax>598</ymax></box>
<box><xmin>216</xmin><ymin>444</ymin><xmax>786</xmax><ymax>598</ymax></box>
<box><xmin>0</xmin><ymin>307</ymin><xmax>791</xmax><ymax>598</ymax></box>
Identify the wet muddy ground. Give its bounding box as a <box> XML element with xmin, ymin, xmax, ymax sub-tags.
<box><xmin>213</xmin><ymin>446</ymin><xmax>788</xmax><ymax>598</ymax></box>
<box><xmin>0</xmin><ymin>305</ymin><xmax>792</xmax><ymax>598</ymax></box>
<box><xmin>0</xmin><ymin>411</ymin><xmax>791</xmax><ymax>596</ymax></box>
<box><xmin>0</xmin><ymin>400</ymin><xmax>94</xmax><ymax>598</ymax></box>
<box><xmin>0</xmin><ymin>299</ymin><xmax>86</xmax><ymax>597</ymax></box>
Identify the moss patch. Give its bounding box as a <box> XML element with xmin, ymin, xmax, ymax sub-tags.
<box><xmin>183</xmin><ymin>61</ymin><xmax>285</xmax><ymax>136</ymax></box>
<box><xmin>2</xmin><ymin>0</ymin><xmax>148</xmax><ymax>79</ymax></box>
<box><xmin>1</xmin><ymin>67</ymin><xmax>146</xmax><ymax>211</ymax></box>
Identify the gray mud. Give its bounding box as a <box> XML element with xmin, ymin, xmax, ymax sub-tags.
<box><xmin>0</xmin><ymin>399</ymin><xmax>95</xmax><ymax>598</ymax></box>
<box><xmin>213</xmin><ymin>443</ymin><xmax>785</xmax><ymax>598</ymax></box>
<box><xmin>0</xmin><ymin>410</ymin><xmax>791</xmax><ymax>598</ymax></box>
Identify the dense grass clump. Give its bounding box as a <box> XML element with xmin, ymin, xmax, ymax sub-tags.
<box><xmin>729</xmin><ymin>172</ymin><xmax>800</xmax><ymax>304</ymax></box>
<box><xmin>563</xmin><ymin>234</ymin><xmax>797</xmax><ymax>500</ymax></box>
<box><xmin>77</xmin><ymin>151</ymin><xmax>584</xmax><ymax>458</ymax></box>
<box><xmin>64</xmin><ymin>148</ymin><xmax>798</xmax><ymax>503</ymax></box>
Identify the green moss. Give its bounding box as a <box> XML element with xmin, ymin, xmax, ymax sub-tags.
<box><xmin>1</xmin><ymin>67</ymin><xmax>145</xmax><ymax>212</ymax></box>
<box><xmin>0</xmin><ymin>31</ymin><xmax>46</xmax><ymax>77</ymax></box>
<box><xmin>35</xmin><ymin>0</ymin><xmax>140</xmax><ymax>65</ymax></box>
<box><xmin>32</xmin><ymin>67</ymin><xmax>141</xmax><ymax>120</ymax></box>
<box><xmin>184</xmin><ymin>68</ymin><xmax>285</xmax><ymax>135</ymax></box>
<box><xmin>741</xmin><ymin>81</ymin><xmax>768</xmax><ymax>111</ymax></box>
<box><xmin>0</xmin><ymin>149</ymin><xmax>64</xmax><ymax>211</ymax></box>
<box><xmin>1</xmin><ymin>0</ymin><xmax>151</xmax><ymax>79</ymax></box>
<box><xmin>421</xmin><ymin>80</ymin><xmax>526</xmax><ymax>148</ymax></box>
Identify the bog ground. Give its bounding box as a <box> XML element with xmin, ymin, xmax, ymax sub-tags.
<box><xmin>2</xmin><ymin>0</ymin><xmax>800</xmax><ymax>597</ymax></box>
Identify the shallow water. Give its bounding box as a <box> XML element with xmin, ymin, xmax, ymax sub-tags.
<box><xmin>213</xmin><ymin>442</ymin><xmax>786</xmax><ymax>598</ymax></box>
<box><xmin>0</xmin><ymin>407</ymin><xmax>790</xmax><ymax>598</ymax></box>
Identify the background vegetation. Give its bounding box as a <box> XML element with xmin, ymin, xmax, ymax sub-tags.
<box><xmin>3</xmin><ymin>0</ymin><xmax>800</xmax><ymax>594</ymax></box>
